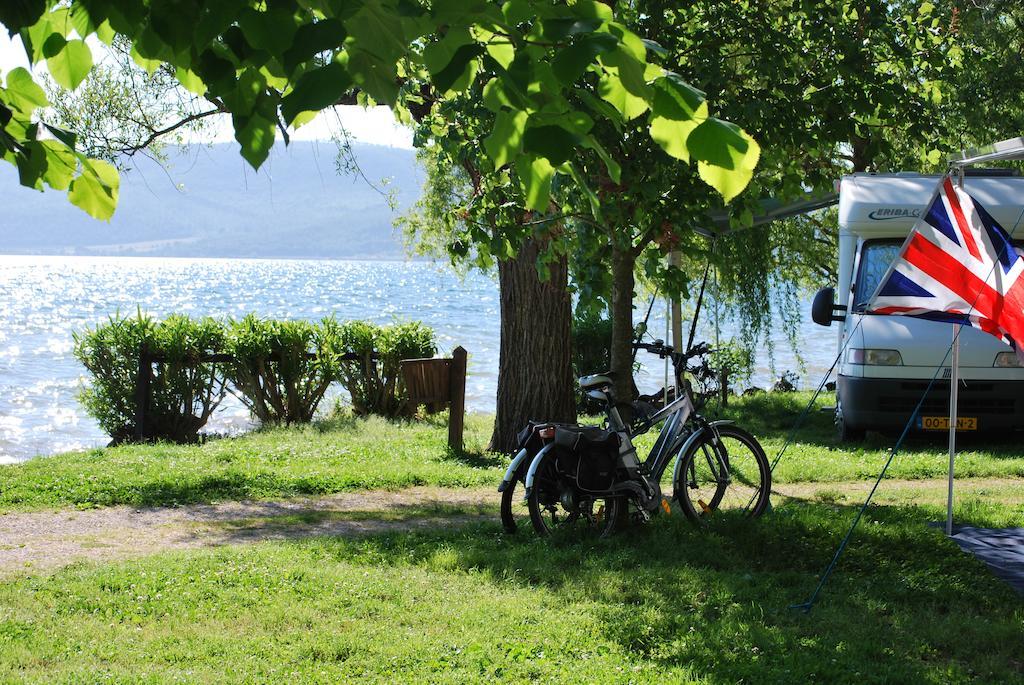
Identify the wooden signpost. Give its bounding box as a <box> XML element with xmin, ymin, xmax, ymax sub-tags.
<box><xmin>400</xmin><ymin>346</ymin><xmax>468</xmax><ymax>453</ymax></box>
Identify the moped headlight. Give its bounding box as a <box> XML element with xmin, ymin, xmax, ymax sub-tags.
<box><xmin>994</xmin><ymin>351</ymin><xmax>1022</xmax><ymax>368</ymax></box>
<box><xmin>848</xmin><ymin>348</ymin><xmax>903</xmax><ymax>366</ymax></box>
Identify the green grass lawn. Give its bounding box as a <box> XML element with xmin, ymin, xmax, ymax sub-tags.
<box><xmin>4</xmin><ymin>392</ymin><xmax>1024</xmax><ymax>512</ymax></box>
<box><xmin>713</xmin><ymin>391</ymin><xmax>1024</xmax><ymax>484</ymax></box>
<box><xmin>2</xmin><ymin>496</ymin><xmax>1021</xmax><ymax>683</ymax></box>
<box><xmin>0</xmin><ymin>414</ymin><xmax>504</xmax><ymax>512</ymax></box>
<box><xmin>2</xmin><ymin>393</ymin><xmax>1023</xmax><ymax>682</ymax></box>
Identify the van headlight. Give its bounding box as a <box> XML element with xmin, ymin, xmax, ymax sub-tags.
<box><xmin>848</xmin><ymin>348</ymin><xmax>903</xmax><ymax>366</ymax></box>
<box><xmin>994</xmin><ymin>351</ymin><xmax>1022</xmax><ymax>368</ymax></box>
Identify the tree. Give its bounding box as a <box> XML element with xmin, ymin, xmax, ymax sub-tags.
<box><xmin>574</xmin><ymin>0</ymin><xmax>1015</xmax><ymax>389</ymax></box>
<box><xmin>399</xmin><ymin>108</ymin><xmax>578</xmax><ymax>452</ymax></box>
<box><xmin>0</xmin><ymin>0</ymin><xmax>757</xmax><ymax>222</ymax></box>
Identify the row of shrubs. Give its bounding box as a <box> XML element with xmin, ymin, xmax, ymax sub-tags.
<box><xmin>73</xmin><ymin>312</ymin><xmax>437</xmax><ymax>444</ymax></box>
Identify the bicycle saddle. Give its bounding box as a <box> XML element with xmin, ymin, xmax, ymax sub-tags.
<box><xmin>578</xmin><ymin>372</ymin><xmax>615</xmax><ymax>390</ymax></box>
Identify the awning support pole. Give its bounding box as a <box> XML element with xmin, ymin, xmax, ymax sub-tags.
<box><xmin>946</xmin><ymin>324</ymin><xmax>959</xmax><ymax>536</ymax></box>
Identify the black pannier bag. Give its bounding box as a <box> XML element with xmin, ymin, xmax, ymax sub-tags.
<box><xmin>516</xmin><ymin>421</ymin><xmax>554</xmax><ymax>455</ymax></box>
<box><xmin>553</xmin><ymin>425</ymin><xmax>620</xmax><ymax>491</ymax></box>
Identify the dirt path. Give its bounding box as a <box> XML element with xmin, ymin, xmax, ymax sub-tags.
<box><xmin>0</xmin><ymin>486</ymin><xmax>497</xmax><ymax>578</ymax></box>
<box><xmin>2</xmin><ymin>478</ymin><xmax>1021</xmax><ymax>578</ymax></box>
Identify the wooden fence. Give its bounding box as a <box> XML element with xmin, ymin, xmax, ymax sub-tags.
<box><xmin>135</xmin><ymin>346</ymin><xmax>468</xmax><ymax>451</ymax></box>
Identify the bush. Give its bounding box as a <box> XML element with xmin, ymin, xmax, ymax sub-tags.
<box><xmin>74</xmin><ymin>312</ymin><xmax>227</xmax><ymax>444</ymax></box>
<box><xmin>223</xmin><ymin>315</ymin><xmax>344</xmax><ymax>425</ymax></box>
<box><xmin>710</xmin><ymin>339</ymin><xmax>754</xmax><ymax>388</ymax></box>
<box><xmin>336</xmin><ymin>321</ymin><xmax>437</xmax><ymax>417</ymax></box>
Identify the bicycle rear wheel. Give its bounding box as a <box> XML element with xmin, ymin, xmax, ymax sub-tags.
<box><xmin>673</xmin><ymin>424</ymin><xmax>770</xmax><ymax>522</ymax></box>
<box><xmin>500</xmin><ymin>470</ymin><xmax>529</xmax><ymax>533</ymax></box>
<box><xmin>527</xmin><ymin>450</ymin><xmax>622</xmax><ymax>537</ymax></box>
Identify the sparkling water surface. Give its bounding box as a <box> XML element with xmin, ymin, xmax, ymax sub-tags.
<box><xmin>0</xmin><ymin>255</ymin><xmax>833</xmax><ymax>463</ymax></box>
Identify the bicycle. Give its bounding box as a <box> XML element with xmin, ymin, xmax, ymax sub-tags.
<box><xmin>498</xmin><ymin>340</ymin><xmax>771</xmax><ymax>536</ymax></box>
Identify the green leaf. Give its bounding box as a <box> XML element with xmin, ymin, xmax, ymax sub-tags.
<box><xmin>0</xmin><ymin>0</ymin><xmax>46</xmax><ymax>32</ymax></box>
<box><xmin>238</xmin><ymin>7</ymin><xmax>298</xmax><ymax>57</ymax></box>
<box><xmin>220</xmin><ymin>68</ymin><xmax>266</xmax><ymax>117</ymax></box>
<box><xmin>69</xmin><ymin>4</ymin><xmax>97</xmax><ymax>38</ymax></box>
<box><xmin>651</xmin><ymin>73</ymin><xmax>705</xmax><ymax>121</ymax></box>
<box><xmin>583</xmin><ymin>138</ymin><xmax>621</xmax><ymax>183</ymax></box>
<box><xmin>45</xmin><ymin>37</ymin><xmax>92</xmax><ymax>89</ymax></box>
<box><xmin>641</xmin><ymin>38</ymin><xmax>668</xmax><ymax>57</ymax></box>
<box><xmin>40</xmin><ymin>139</ymin><xmax>76</xmax><ymax>190</ymax></box>
<box><xmin>516</xmin><ymin>155</ymin><xmax>555</xmax><ymax>212</ymax></box>
<box><xmin>233</xmin><ymin>111</ymin><xmax>275</xmax><ymax>169</ymax></box>
<box><xmin>15</xmin><ymin>140</ymin><xmax>47</xmax><ymax>189</ymax></box>
<box><xmin>68</xmin><ymin>158</ymin><xmax>119</xmax><ymax>220</ymax></box>
<box><xmin>552</xmin><ymin>33</ymin><xmax>618</xmax><ymax>85</ymax></box>
<box><xmin>597</xmin><ymin>47</ymin><xmax>651</xmax><ymax>119</ymax></box>
<box><xmin>569</xmin><ymin>1</ymin><xmax>613</xmax><ymax>20</ymax></box>
<box><xmin>502</xmin><ymin>0</ymin><xmax>534</xmax><ymax>25</ymax></box>
<box><xmin>290</xmin><ymin>110</ymin><xmax>318</xmax><ymax>129</ymax></box>
<box><xmin>3</xmin><ymin>67</ymin><xmax>48</xmax><ymax>114</ymax></box>
<box><xmin>195</xmin><ymin>49</ymin><xmax>236</xmax><ymax>93</ymax></box>
<box><xmin>696</xmin><ymin>127</ymin><xmax>760</xmax><ymax>203</ymax></box>
<box><xmin>541</xmin><ymin>18</ymin><xmax>603</xmax><ymax>41</ymax></box>
<box><xmin>423</xmin><ymin>27</ymin><xmax>473</xmax><ymax>75</ymax></box>
<box><xmin>482</xmin><ymin>33</ymin><xmax>514</xmax><ymax>69</ymax></box>
<box><xmin>430</xmin><ymin>43</ymin><xmax>484</xmax><ymax>94</ymax></box>
<box><xmin>280</xmin><ymin>61</ymin><xmax>352</xmax><ymax>125</ymax></box>
<box><xmin>43</xmin><ymin>123</ymin><xmax>76</xmax><ymax>149</ymax></box>
<box><xmin>282</xmin><ymin>19</ymin><xmax>347</xmax><ymax>75</ymax></box>
<box><xmin>194</xmin><ymin>0</ymin><xmax>247</xmax><ymax>46</ymax></box>
<box><xmin>94</xmin><ymin>20</ymin><xmax>115</xmax><ymax>44</ymax></box>
<box><xmin>483</xmin><ymin>109</ymin><xmax>527</xmax><ymax>169</ymax></box>
<box><xmin>687</xmin><ymin>117</ymin><xmax>749</xmax><ymax>168</ymax></box>
<box><xmin>345</xmin><ymin>50</ymin><xmax>399</xmax><ymax>105</ymax></box>
<box><xmin>523</xmin><ymin>125</ymin><xmax>578</xmax><ymax>166</ymax></box>
<box><xmin>598</xmin><ymin>69</ymin><xmax>648</xmax><ymax>120</ymax></box>
<box><xmin>175</xmin><ymin>68</ymin><xmax>206</xmax><ymax>97</ymax></box>
<box><xmin>649</xmin><ymin>101</ymin><xmax>708</xmax><ymax>162</ymax></box>
<box><xmin>482</xmin><ymin>77</ymin><xmax>521</xmax><ymax>112</ymax></box>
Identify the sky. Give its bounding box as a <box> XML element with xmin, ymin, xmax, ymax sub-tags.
<box><xmin>0</xmin><ymin>32</ymin><xmax>413</xmax><ymax>149</ymax></box>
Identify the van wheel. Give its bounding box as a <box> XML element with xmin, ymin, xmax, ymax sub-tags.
<box><xmin>836</xmin><ymin>403</ymin><xmax>865</xmax><ymax>442</ymax></box>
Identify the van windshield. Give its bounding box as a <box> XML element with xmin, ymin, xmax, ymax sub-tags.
<box><xmin>853</xmin><ymin>239</ymin><xmax>903</xmax><ymax>310</ymax></box>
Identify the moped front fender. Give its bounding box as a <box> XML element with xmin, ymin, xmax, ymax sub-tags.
<box><xmin>670</xmin><ymin>420</ymin><xmax>735</xmax><ymax>492</ymax></box>
<box><xmin>523</xmin><ymin>443</ymin><xmax>556</xmax><ymax>496</ymax></box>
<box><xmin>497</xmin><ymin>448</ymin><xmax>530</xmax><ymax>493</ymax></box>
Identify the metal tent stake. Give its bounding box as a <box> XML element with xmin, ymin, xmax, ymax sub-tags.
<box><xmin>946</xmin><ymin>324</ymin><xmax>960</xmax><ymax>536</ymax></box>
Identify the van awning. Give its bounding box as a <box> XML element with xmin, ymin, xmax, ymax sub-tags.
<box><xmin>699</xmin><ymin>191</ymin><xmax>839</xmax><ymax>237</ymax></box>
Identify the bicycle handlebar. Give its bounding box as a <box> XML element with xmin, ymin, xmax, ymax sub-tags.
<box><xmin>633</xmin><ymin>340</ymin><xmax>711</xmax><ymax>366</ymax></box>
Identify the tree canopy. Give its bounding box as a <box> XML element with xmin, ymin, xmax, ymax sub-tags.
<box><xmin>0</xmin><ymin>0</ymin><xmax>759</xmax><ymax>220</ymax></box>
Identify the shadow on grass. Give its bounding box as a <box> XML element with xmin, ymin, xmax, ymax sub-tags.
<box><xmin>294</xmin><ymin>498</ymin><xmax>1024</xmax><ymax>683</ymax></box>
<box><xmin>443</xmin><ymin>447</ymin><xmax>506</xmax><ymax>469</ymax></box>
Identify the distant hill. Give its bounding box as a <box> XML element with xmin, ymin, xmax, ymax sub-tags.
<box><xmin>0</xmin><ymin>141</ymin><xmax>422</xmax><ymax>259</ymax></box>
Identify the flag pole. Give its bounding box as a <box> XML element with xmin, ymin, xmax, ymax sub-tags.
<box><xmin>946</xmin><ymin>168</ymin><xmax>966</xmax><ymax>537</ymax></box>
<box><xmin>946</xmin><ymin>324</ymin><xmax>959</xmax><ymax>536</ymax></box>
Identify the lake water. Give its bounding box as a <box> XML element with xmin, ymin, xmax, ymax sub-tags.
<box><xmin>0</xmin><ymin>256</ymin><xmax>835</xmax><ymax>463</ymax></box>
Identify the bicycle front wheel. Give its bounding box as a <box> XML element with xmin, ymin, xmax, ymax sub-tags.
<box><xmin>674</xmin><ymin>424</ymin><xmax>770</xmax><ymax>522</ymax></box>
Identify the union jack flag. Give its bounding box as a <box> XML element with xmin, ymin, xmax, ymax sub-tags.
<box><xmin>866</xmin><ymin>176</ymin><xmax>1024</xmax><ymax>349</ymax></box>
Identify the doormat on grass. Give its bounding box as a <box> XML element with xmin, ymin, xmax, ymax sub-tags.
<box><xmin>949</xmin><ymin>525</ymin><xmax>1024</xmax><ymax>596</ymax></box>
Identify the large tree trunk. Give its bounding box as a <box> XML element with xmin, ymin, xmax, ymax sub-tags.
<box><xmin>489</xmin><ymin>237</ymin><xmax>576</xmax><ymax>453</ymax></box>
<box><xmin>609</xmin><ymin>239</ymin><xmax>636</xmax><ymax>406</ymax></box>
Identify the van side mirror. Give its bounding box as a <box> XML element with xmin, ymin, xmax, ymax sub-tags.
<box><xmin>811</xmin><ymin>287</ymin><xmax>847</xmax><ymax>326</ymax></box>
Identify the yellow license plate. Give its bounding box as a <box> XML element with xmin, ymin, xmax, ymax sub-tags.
<box><xmin>919</xmin><ymin>416</ymin><xmax>977</xmax><ymax>431</ymax></box>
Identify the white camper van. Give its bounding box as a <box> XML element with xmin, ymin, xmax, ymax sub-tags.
<box><xmin>811</xmin><ymin>171</ymin><xmax>1024</xmax><ymax>440</ymax></box>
